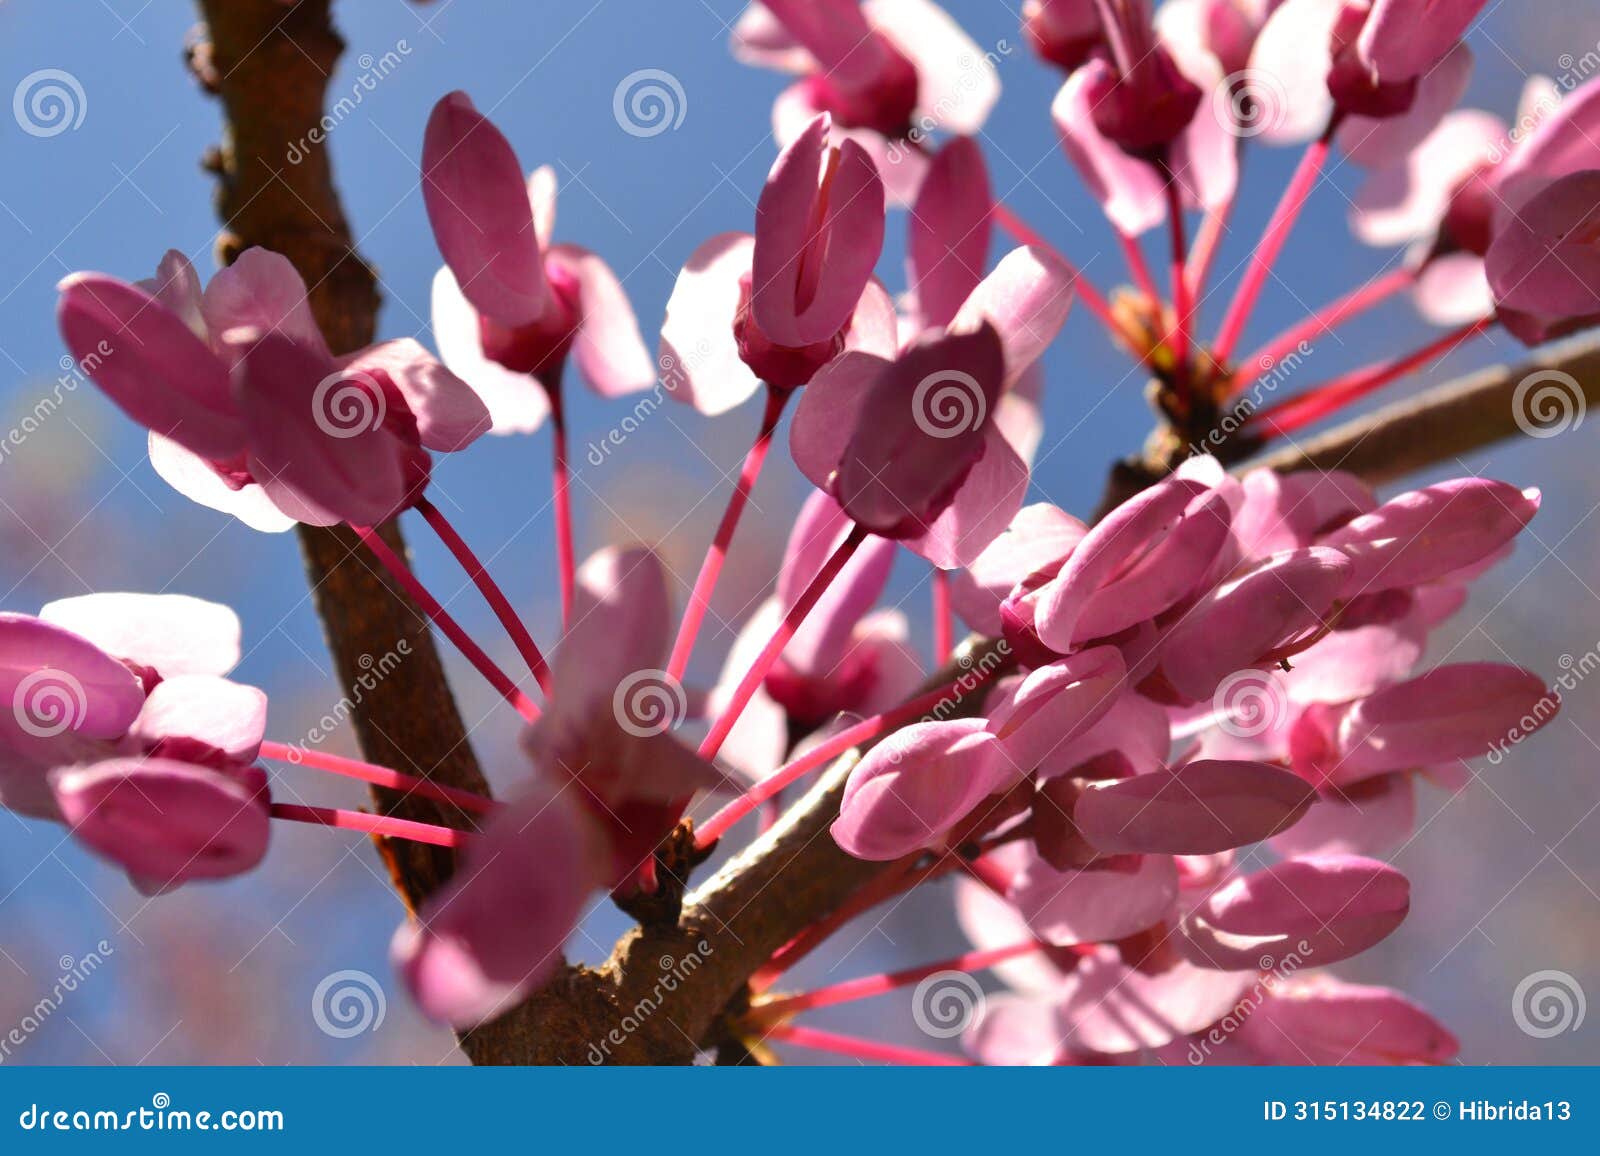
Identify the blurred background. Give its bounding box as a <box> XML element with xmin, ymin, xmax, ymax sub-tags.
<box><xmin>0</xmin><ymin>0</ymin><xmax>1595</xmax><ymax>1064</ymax></box>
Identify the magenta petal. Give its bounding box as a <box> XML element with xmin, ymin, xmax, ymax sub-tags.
<box><xmin>1035</xmin><ymin>691</ymin><xmax>1172</xmax><ymax>780</ymax></box>
<box><xmin>232</xmin><ymin>331</ymin><xmax>427</xmax><ymax>528</ymax></box>
<box><xmin>788</xmin><ymin>349</ymin><xmax>886</xmax><ymax>490</ymax></box>
<box><xmin>338</xmin><ymin>338</ymin><xmax>491</xmax><ymax>453</ymax></box>
<box><xmin>1051</xmin><ymin>60</ymin><xmax>1168</xmax><ymax>237</ymax></box>
<box><xmin>988</xmin><ymin>647</ymin><xmax>1128</xmax><ymax>770</ymax></box>
<box><xmin>1180</xmin><ymin>854</ymin><xmax>1410</xmax><ymax>969</ymax></box>
<box><xmin>138</xmin><ymin>249</ymin><xmax>205</xmax><ymax>335</ymax></box>
<box><xmin>1076</xmin><ymin>759</ymin><xmax>1314</xmax><ymax>855</ymax></box>
<box><xmin>900</xmin><ymin>423</ymin><xmax>1029</xmax><ymax>569</ymax></box>
<box><xmin>1332</xmin><ymin>663</ymin><xmax>1554</xmax><ymax>783</ymax></box>
<box><xmin>1240</xmin><ymin>976</ymin><xmax>1459</xmax><ymax>1064</ymax></box>
<box><xmin>39</xmin><ymin>591</ymin><xmax>241</xmax><ymax>677</ymax></box>
<box><xmin>752</xmin><ymin>117</ymin><xmax>886</xmax><ymax>348</ymax></box>
<box><xmin>430</xmin><ymin>267</ymin><xmax>550</xmax><ymax>435</ymax></box>
<box><xmin>1356</xmin><ymin>0</ymin><xmax>1487</xmax><ymax>82</ymax></box>
<box><xmin>200</xmin><ymin>247</ymin><xmax>329</xmax><ymax>360</ymax></box>
<box><xmin>0</xmin><ymin>613</ymin><xmax>145</xmax><ymax>742</ymax></box>
<box><xmin>1499</xmin><ymin>75</ymin><xmax>1600</xmax><ymax>193</ymax></box>
<box><xmin>393</xmin><ymin>781</ymin><xmax>592</xmax><ymax>1028</ymax></box>
<box><xmin>130</xmin><ymin>675</ymin><xmax>268</xmax><ymax>764</ymax></box>
<box><xmin>761</xmin><ymin>0</ymin><xmax>887</xmax><ymax>89</ymax></box>
<box><xmin>1159</xmin><ymin>547</ymin><xmax>1353</xmax><ymax>703</ymax></box>
<box><xmin>832</xmin><ymin>718</ymin><xmax>1001</xmax><ymax>860</ymax></box>
<box><xmin>1008</xmin><ymin>849</ymin><xmax>1179</xmax><ymax>944</ymax></box>
<box><xmin>1336</xmin><ymin>43</ymin><xmax>1473</xmax><ymax>167</ymax></box>
<box><xmin>545</xmin><ymin>243</ymin><xmax>656</xmax><ymax>397</ymax></box>
<box><xmin>1232</xmin><ymin>467</ymin><xmax>1375</xmax><ymax>558</ymax></box>
<box><xmin>1486</xmin><ymin>171</ymin><xmax>1600</xmax><ymax>342</ymax></box>
<box><xmin>950</xmin><ymin>245</ymin><xmax>1076</xmax><ymax>389</ymax></box>
<box><xmin>658</xmin><ymin>232</ymin><xmax>763</xmax><ymax>415</ymax></box>
<box><xmin>909</xmin><ymin>136</ymin><xmax>992</xmax><ymax>330</ymax></box>
<box><xmin>1323</xmin><ymin>477</ymin><xmax>1539</xmax><ymax>595</ymax></box>
<box><xmin>950</xmin><ymin>503</ymin><xmax>1087</xmax><ymax>637</ymax></box>
<box><xmin>57</xmin><ymin>273</ymin><xmax>243</xmax><ymax>461</ymax></box>
<box><xmin>53</xmin><ymin>756</ymin><xmax>270</xmax><ymax>889</ymax></box>
<box><xmin>421</xmin><ymin>92</ymin><xmax>548</xmax><ymax>327</ymax></box>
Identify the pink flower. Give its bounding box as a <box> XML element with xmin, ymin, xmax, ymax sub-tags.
<box><xmin>658</xmin><ymin>115</ymin><xmax>889</xmax><ymax>414</ymax></box>
<box><xmin>1486</xmin><ymin>170</ymin><xmax>1600</xmax><ymax>344</ymax></box>
<box><xmin>732</xmin><ymin>0</ymin><xmax>1000</xmax><ymax>203</ymax></box>
<box><xmin>424</xmin><ymin>92</ymin><xmax>655</xmax><ymax>431</ymax></box>
<box><xmin>0</xmin><ymin>594</ymin><xmax>269</xmax><ymax>893</ymax></box>
<box><xmin>57</xmin><ymin>248</ymin><xmax>488</xmax><ymax>529</ymax></box>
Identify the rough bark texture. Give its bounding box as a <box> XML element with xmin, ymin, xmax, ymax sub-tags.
<box><xmin>190</xmin><ymin>0</ymin><xmax>1599</xmax><ymax>1066</ymax></box>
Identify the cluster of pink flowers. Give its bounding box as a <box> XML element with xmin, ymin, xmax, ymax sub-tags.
<box><xmin>14</xmin><ymin>0</ymin><xmax>1585</xmax><ymax>1061</ymax></box>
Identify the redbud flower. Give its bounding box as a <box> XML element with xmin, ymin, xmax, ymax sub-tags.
<box><xmin>1485</xmin><ymin>170</ymin><xmax>1600</xmax><ymax>344</ymax></box>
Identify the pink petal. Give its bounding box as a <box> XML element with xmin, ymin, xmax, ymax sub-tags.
<box><xmin>1413</xmin><ymin>251</ymin><xmax>1493</xmax><ymax>325</ymax></box>
<box><xmin>1246</xmin><ymin>0</ymin><xmax>1342</xmax><ymax>145</ymax></box>
<box><xmin>431</xmin><ymin>267</ymin><xmax>551</xmax><ymax>434</ymax></box>
<box><xmin>529</xmin><ymin>165</ymin><xmax>558</xmax><ymax>252</ymax></box>
<box><xmin>421</xmin><ymin>92</ymin><xmax>548</xmax><ymax>327</ymax></box>
<box><xmin>788</xmin><ymin>349</ymin><xmax>885</xmax><ymax>488</ymax></box>
<box><xmin>951</xmin><ymin>503</ymin><xmax>1087</xmax><ymax>637</ymax></box>
<box><xmin>1337</xmin><ymin>43</ymin><xmax>1473</xmax><ymax>167</ymax></box>
<box><xmin>130</xmin><ymin>674</ymin><xmax>267</xmax><ymax>763</ymax></box>
<box><xmin>545</xmin><ymin>243</ymin><xmax>656</xmax><ymax>397</ymax></box>
<box><xmin>1240</xmin><ymin>975</ymin><xmax>1459</xmax><ymax>1064</ymax></box>
<box><xmin>1076</xmin><ymin>759</ymin><xmax>1314</xmax><ymax>855</ymax></box>
<box><xmin>1485</xmin><ymin>171</ymin><xmax>1600</xmax><ymax>343</ymax></box>
<box><xmin>393</xmin><ymin>781</ymin><xmax>592</xmax><ymax>1027</ymax></box>
<box><xmin>53</xmin><ymin>756</ymin><xmax>269</xmax><ymax>889</ymax></box>
<box><xmin>1035</xmin><ymin>691</ymin><xmax>1172</xmax><ymax>780</ymax></box>
<box><xmin>1180</xmin><ymin>854</ymin><xmax>1410</xmax><ymax>969</ymax></box>
<box><xmin>963</xmin><ymin>993</ymin><xmax>1068</xmax><ymax>1065</ymax></box>
<box><xmin>0</xmin><ymin>613</ymin><xmax>145</xmax><ymax>742</ymax></box>
<box><xmin>866</xmin><ymin>0</ymin><xmax>1001</xmax><ymax>134</ymax></box>
<box><xmin>337</xmin><ymin>338</ymin><xmax>491</xmax><ymax>452</ymax></box>
<box><xmin>987</xmin><ymin>647</ymin><xmax>1128</xmax><ymax>770</ymax></box>
<box><xmin>900</xmin><ymin>423</ymin><xmax>1029</xmax><ymax>568</ymax></box>
<box><xmin>1269</xmin><ymin>772</ymin><xmax>1417</xmax><ymax>858</ymax></box>
<box><xmin>730</xmin><ymin>3</ymin><xmax>816</xmax><ymax>74</ymax></box>
<box><xmin>1051</xmin><ymin>61</ymin><xmax>1169</xmax><ymax>237</ymax></box>
<box><xmin>147</xmin><ymin>432</ymin><xmax>296</xmax><ymax>533</ymax></box>
<box><xmin>779</xmin><ymin>490</ymin><xmax>896</xmax><ymax>677</ymax></box>
<box><xmin>1232</xmin><ymin>467</ymin><xmax>1375</xmax><ymax>558</ymax></box>
<box><xmin>200</xmin><ymin>247</ymin><xmax>329</xmax><ymax>360</ymax></box>
<box><xmin>1499</xmin><ymin>75</ymin><xmax>1600</xmax><ymax>194</ymax></box>
<box><xmin>1356</xmin><ymin>0</ymin><xmax>1487</xmax><ymax>83</ymax></box>
<box><xmin>39</xmin><ymin>592</ymin><xmax>241</xmax><ymax>677</ymax></box>
<box><xmin>761</xmin><ymin>0</ymin><xmax>888</xmax><ymax>90</ymax></box>
<box><xmin>951</xmin><ymin>245</ymin><xmax>1075</xmax><ymax>389</ymax></box>
<box><xmin>1009</xmin><ymin>850</ymin><xmax>1180</xmax><ymax>944</ymax></box>
<box><xmin>57</xmin><ymin>273</ymin><xmax>243</xmax><ymax>461</ymax></box>
<box><xmin>1054</xmin><ymin>945</ymin><xmax>1258</xmax><ymax>1054</ymax></box>
<box><xmin>752</xmin><ymin>116</ymin><xmax>887</xmax><ymax>348</ymax></box>
<box><xmin>137</xmin><ymin>249</ymin><xmax>204</xmax><ymax>336</ymax></box>
<box><xmin>908</xmin><ymin>136</ymin><xmax>992</xmax><ymax>330</ymax></box>
<box><xmin>1350</xmin><ymin>110</ymin><xmax>1505</xmax><ymax>247</ymax></box>
<box><xmin>553</xmin><ymin>544</ymin><xmax>672</xmax><ymax>719</ymax></box>
<box><xmin>658</xmin><ymin>232</ymin><xmax>763</xmax><ymax>416</ymax></box>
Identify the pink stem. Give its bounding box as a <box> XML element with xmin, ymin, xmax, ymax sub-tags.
<box><xmin>1231</xmin><ymin>265</ymin><xmax>1417</xmax><ymax>390</ymax></box>
<box><xmin>351</xmin><ymin>526</ymin><xmax>539</xmax><ymax>722</ymax></box>
<box><xmin>1163</xmin><ymin>175</ymin><xmax>1191</xmax><ymax>376</ymax></box>
<box><xmin>258</xmin><ymin>740</ymin><xmax>498</xmax><ymax>816</ymax></box>
<box><xmin>1185</xmin><ymin>196</ymin><xmax>1232</xmax><ymax>300</ymax></box>
<box><xmin>754</xmin><ymin>941</ymin><xmax>1044</xmax><ymax>1020</ymax></box>
<box><xmin>697</xmin><ymin>526</ymin><xmax>867</xmax><ymax>762</ymax></box>
<box><xmin>696</xmin><ymin>668</ymin><xmax>999</xmax><ymax>848</ymax></box>
<box><xmin>931</xmin><ymin>567</ymin><xmax>953</xmax><ymax>666</ymax></box>
<box><xmin>762</xmin><ymin>1023</ymin><xmax>973</xmax><ymax>1066</ymax></box>
<box><xmin>990</xmin><ymin>201</ymin><xmax>1118</xmax><ymax>332</ymax></box>
<box><xmin>1118</xmin><ymin>230</ymin><xmax>1160</xmax><ymax>304</ymax></box>
<box><xmin>1211</xmin><ymin>127</ymin><xmax>1337</xmax><ymax>366</ymax></box>
<box><xmin>546</xmin><ymin>383</ymin><xmax>576</xmax><ymax>629</ymax></box>
<box><xmin>269</xmin><ymin>802</ymin><xmax>476</xmax><ymax>849</ymax></box>
<box><xmin>415</xmin><ymin>497</ymin><xmax>553</xmax><ymax>694</ymax></box>
<box><xmin>1248</xmin><ymin>316</ymin><xmax>1494</xmax><ymax>438</ymax></box>
<box><xmin>667</xmin><ymin>387</ymin><xmax>788</xmax><ymax>680</ymax></box>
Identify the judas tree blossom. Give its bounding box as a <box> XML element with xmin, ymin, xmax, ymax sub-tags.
<box><xmin>731</xmin><ymin>0</ymin><xmax>1000</xmax><ymax>201</ymax></box>
<box><xmin>0</xmin><ymin>594</ymin><xmax>269</xmax><ymax>893</ymax></box>
<box><xmin>424</xmin><ymin>91</ymin><xmax>656</xmax><ymax>430</ymax></box>
<box><xmin>1485</xmin><ymin>171</ymin><xmax>1600</xmax><ymax>343</ymax></box>
<box><xmin>57</xmin><ymin>248</ymin><xmax>489</xmax><ymax>530</ymax></box>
